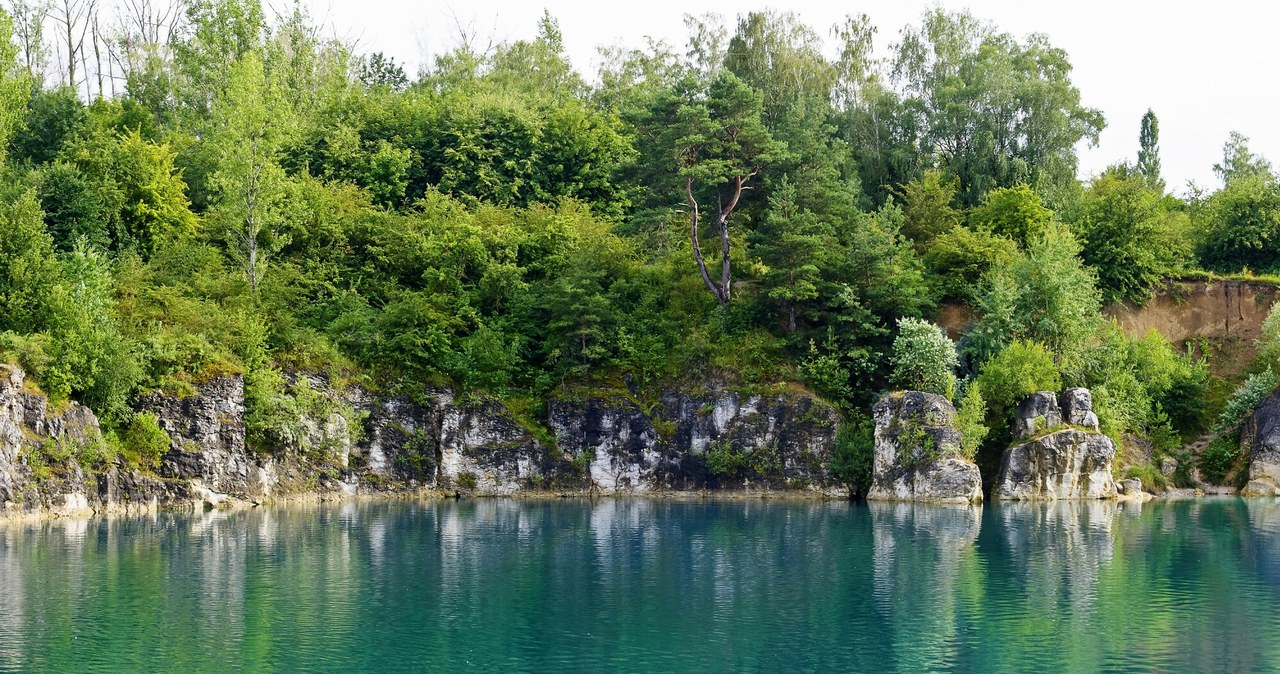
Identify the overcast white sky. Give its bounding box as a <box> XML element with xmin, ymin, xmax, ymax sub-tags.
<box><xmin>303</xmin><ymin>0</ymin><xmax>1279</xmax><ymax>193</ymax></box>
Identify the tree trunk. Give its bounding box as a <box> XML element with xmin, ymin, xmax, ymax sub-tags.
<box><xmin>687</xmin><ymin>178</ymin><xmax>726</xmax><ymax>304</ymax></box>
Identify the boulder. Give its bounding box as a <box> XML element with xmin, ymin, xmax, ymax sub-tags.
<box><xmin>1061</xmin><ymin>388</ymin><xmax>1100</xmax><ymax>431</ymax></box>
<box><xmin>992</xmin><ymin>427</ymin><xmax>1118</xmax><ymax>500</ymax></box>
<box><xmin>1118</xmin><ymin>478</ymin><xmax>1143</xmax><ymax>496</ymax></box>
<box><xmin>868</xmin><ymin>392</ymin><xmax>982</xmax><ymax>504</ymax></box>
<box><xmin>1241</xmin><ymin>391</ymin><xmax>1280</xmax><ymax>496</ymax></box>
<box><xmin>1160</xmin><ymin>456</ymin><xmax>1179</xmax><ymax>479</ymax></box>
<box><xmin>1013</xmin><ymin>391</ymin><xmax>1064</xmax><ymax>439</ymax></box>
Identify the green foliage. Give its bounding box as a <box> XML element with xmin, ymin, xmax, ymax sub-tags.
<box><xmin>121</xmin><ymin>411</ymin><xmax>172</xmax><ymax>471</ymax></box>
<box><xmin>0</xmin><ymin>189</ymin><xmax>57</xmax><ymax>332</ymax></box>
<box><xmin>968</xmin><ymin>184</ymin><xmax>1053</xmax><ymax>247</ymax></box>
<box><xmin>889</xmin><ymin>317</ymin><xmax>957</xmax><ymax>396</ymax></box>
<box><xmin>1125</xmin><ymin>464</ymin><xmax>1167</xmax><ymax>494</ymax></box>
<box><xmin>705</xmin><ymin>439</ymin><xmax>781</xmax><ymax>480</ymax></box>
<box><xmin>975</xmin><ymin>340</ymin><xmax>1061</xmax><ymax>414</ymax></box>
<box><xmin>1137</xmin><ymin>110</ymin><xmax>1163</xmax><ymax>191</ymax></box>
<box><xmin>965</xmin><ymin>224</ymin><xmax>1101</xmax><ymax>368</ymax></box>
<box><xmin>828</xmin><ymin>414</ymin><xmax>874</xmax><ymax>493</ymax></box>
<box><xmin>922</xmin><ymin>225</ymin><xmax>1018</xmax><ymax>301</ymax></box>
<box><xmin>1257</xmin><ymin>302</ymin><xmax>1280</xmax><ymax>371</ymax></box>
<box><xmin>0</xmin><ymin>5</ymin><xmax>1256</xmax><ymax>470</ymax></box>
<box><xmin>892</xmin><ymin>9</ymin><xmax>1103</xmax><ymax>204</ymax></box>
<box><xmin>1197</xmin><ymin>172</ymin><xmax>1280</xmax><ymax>274</ymax></box>
<box><xmin>897</xmin><ymin>170</ymin><xmax>960</xmax><ymax>248</ymax></box>
<box><xmin>1075</xmin><ymin>168</ymin><xmax>1191</xmax><ymax>302</ymax></box>
<box><xmin>1215</xmin><ymin>369</ymin><xmax>1278</xmax><ymax>434</ymax></box>
<box><xmin>955</xmin><ymin>380</ymin><xmax>989</xmax><ymax>459</ymax></box>
<box><xmin>755</xmin><ymin>177</ymin><xmax>827</xmax><ymax>332</ymax></box>
<box><xmin>1199</xmin><ymin>433</ymin><xmax>1241</xmax><ymax>486</ymax></box>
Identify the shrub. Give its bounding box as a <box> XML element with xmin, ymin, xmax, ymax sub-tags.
<box><xmin>829</xmin><ymin>414</ymin><xmax>874</xmax><ymax>494</ymax></box>
<box><xmin>1258</xmin><ymin>303</ymin><xmax>1280</xmax><ymax>370</ymax></box>
<box><xmin>954</xmin><ymin>380</ymin><xmax>989</xmax><ymax>460</ymax></box>
<box><xmin>706</xmin><ymin>440</ymin><xmax>781</xmax><ymax>480</ymax></box>
<box><xmin>1199</xmin><ymin>434</ymin><xmax>1242</xmax><ymax>485</ymax></box>
<box><xmin>889</xmin><ymin>317</ymin><xmax>957</xmax><ymax>397</ymax></box>
<box><xmin>968</xmin><ymin>183</ymin><xmax>1053</xmax><ymax>248</ymax></box>
<box><xmin>122</xmin><ymin>411</ymin><xmax>172</xmax><ymax>471</ymax></box>
<box><xmin>975</xmin><ymin>340</ymin><xmax>1061</xmax><ymax>414</ymax></box>
<box><xmin>1125</xmin><ymin>464</ymin><xmax>1168</xmax><ymax>494</ymax></box>
<box><xmin>923</xmin><ymin>226</ymin><xmax>1019</xmax><ymax>301</ymax></box>
<box><xmin>1215</xmin><ymin>368</ymin><xmax>1278</xmax><ymax>434</ymax></box>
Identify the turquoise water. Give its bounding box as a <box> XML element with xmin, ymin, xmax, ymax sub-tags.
<box><xmin>1</xmin><ymin>498</ymin><xmax>1278</xmax><ymax>673</ymax></box>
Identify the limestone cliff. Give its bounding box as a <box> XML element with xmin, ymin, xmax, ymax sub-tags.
<box><xmin>992</xmin><ymin>389</ymin><xmax>1117</xmax><ymax>501</ymax></box>
<box><xmin>1241</xmin><ymin>390</ymin><xmax>1280</xmax><ymax>496</ymax></box>
<box><xmin>1</xmin><ymin>364</ymin><xmax>847</xmax><ymax>517</ymax></box>
<box><xmin>867</xmin><ymin>391</ymin><xmax>982</xmax><ymax>504</ymax></box>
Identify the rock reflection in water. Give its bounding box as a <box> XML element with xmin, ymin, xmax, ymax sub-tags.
<box><xmin>869</xmin><ymin>502</ymin><xmax>980</xmax><ymax>673</ymax></box>
<box><xmin>1</xmin><ymin>499</ymin><xmax>1280</xmax><ymax>672</ymax></box>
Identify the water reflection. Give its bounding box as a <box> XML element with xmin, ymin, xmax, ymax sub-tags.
<box><xmin>1</xmin><ymin>499</ymin><xmax>1280</xmax><ymax>672</ymax></box>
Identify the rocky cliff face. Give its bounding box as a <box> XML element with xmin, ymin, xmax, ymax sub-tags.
<box><xmin>868</xmin><ymin>391</ymin><xmax>982</xmax><ymax>504</ymax></box>
<box><xmin>547</xmin><ymin>389</ymin><xmax>841</xmax><ymax>495</ymax></box>
<box><xmin>1241</xmin><ymin>391</ymin><xmax>1280</xmax><ymax>496</ymax></box>
<box><xmin>1</xmin><ymin>363</ymin><xmax>846</xmax><ymax>516</ymax></box>
<box><xmin>0</xmin><ymin>364</ymin><xmax>178</xmax><ymax>517</ymax></box>
<box><xmin>992</xmin><ymin>390</ymin><xmax>1117</xmax><ymax>501</ymax></box>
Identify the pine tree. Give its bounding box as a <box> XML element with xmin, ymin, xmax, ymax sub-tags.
<box><xmin>1137</xmin><ymin>109</ymin><xmax>1164</xmax><ymax>191</ymax></box>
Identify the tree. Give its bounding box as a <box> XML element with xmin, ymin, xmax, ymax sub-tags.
<box><xmin>1076</xmin><ymin>167</ymin><xmax>1190</xmax><ymax>302</ymax></box>
<box><xmin>922</xmin><ymin>225</ymin><xmax>1018</xmax><ymax>301</ymax></box>
<box><xmin>975</xmin><ymin>339</ymin><xmax>1061</xmax><ymax>413</ymax></box>
<box><xmin>755</xmin><ymin>178</ymin><xmax>825</xmax><ymax>333</ymax></box>
<box><xmin>1197</xmin><ymin>172</ymin><xmax>1280</xmax><ymax>273</ymax></box>
<box><xmin>0</xmin><ymin>190</ymin><xmax>58</xmax><ymax>333</ymax></box>
<box><xmin>0</xmin><ymin>7</ymin><xmax>32</xmax><ymax>163</ymax></box>
<box><xmin>10</xmin><ymin>0</ymin><xmax>50</xmax><ymax>80</ymax></box>
<box><xmin>896</xmin><ymin>169</ymin><xmax>960</xmax><ymax>249</ymax></box>
<box><xmin>669</xmin><ymin>70</ymin><xmax>780</xmax><ymax>304</ymax></box>
<box><xmin>965</xmin><ymin>223</ymin><xmax>1102</xmax><ymax>368</ymax></box>
<box><xmin>891</xmin><ymin>9</ymin><xmax>1104</xmax><ymax>205</ymax></box>
<box><xmin>968</xmin><ymin>183</ymin><xmax>1053</xmax><ymax>247</ymax></box>
<box><xmin>889</xmin><ymin>317</ymin><xmax>957</xmax><ymax>395</ymax></box>
<box><xmin>1213</xmin><ymin>132</ymin><xmax>1272</xmax><ymax>186</ymax></box>
<box><xmin>1137</xmin><ymin>109</ymin><xmax>1163</xmax><ymax>191</ymax></box>
<box><xmin>207</xmin><ymin>52</ymin><xmax>289</xmax><ymax>294</ymax></box>
<box><xmin>358</xmin><ymin>51</ymin><xmax>407</xmax><ymax>91</ymax></box>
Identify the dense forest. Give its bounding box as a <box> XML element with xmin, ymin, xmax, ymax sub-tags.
<box><xmin>1</xmin><ymin>1</ymin><xmax>1278</xmax><ymax>492</ymax></box>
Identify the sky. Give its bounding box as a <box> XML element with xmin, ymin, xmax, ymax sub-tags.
<box><xmin>302</xmin><ymin>0</ymin><xmax>1280</xmax><ymax>193</ymax></box>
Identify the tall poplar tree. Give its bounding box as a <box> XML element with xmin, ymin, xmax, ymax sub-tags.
<box><xmin>1137</xmin><ymin>109</ymin><xmax>1163</xmax><ymax>190</ymax></box>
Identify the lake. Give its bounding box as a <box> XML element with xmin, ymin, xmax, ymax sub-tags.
<box><xmin>1</xmin><ymin>497</ymin><xmax>1277</xmax><ymax>672</ymax></box>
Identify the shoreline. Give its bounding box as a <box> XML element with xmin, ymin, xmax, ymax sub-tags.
<box><xmin>1</xmin><ymin>485</ymin><xmax>1257</xmax><ymax>524</ymax></box>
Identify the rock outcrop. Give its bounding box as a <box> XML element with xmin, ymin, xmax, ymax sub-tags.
<box><xmin>1</xmin><ymin>364</ymin><xmax>177</xmax><ymax>517</ymax></box>
<box><xmin>1241</xmin><ymin>391</ymin><xmax>1280</xmax><ymax>496</ymax></box>
<box><xmin>992</xmin><ymin>389</ymin><xmax>1118</xmax><ymax>500</ymax></box>
<box><xmin>868</xmin><ymin>391</ymin><xmax>982</xmax><ymax>504</ymax></box>
<box><xmin>1</xmin><ymin>361</ymin><xmax>848</xmax><ymax>516</ymax></box>
<box><xmin>547</xmin><ymin>389</ymin><xmax>841</xmax><ymax>495</ymax></box>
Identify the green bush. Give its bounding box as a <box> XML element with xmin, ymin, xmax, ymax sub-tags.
<box><xmin>975</xmin><ymin>340</ymin><xmax>1061</xmax><ymax>414</ymax></box>
<box><xmin>1215</xmin><ymin>369</ymin><xmax>1277</xmax><ymax>434</ymax></box>
<box><xmin>954</xmin><ymin>380</ymin><xmax>989</xmax><ymax>460</ymax></box>
<box><xmin>828</xmin><ymin>415</ymin><xmax>874</xmax><ymax>494</ymax></box>
<box><xmin>923</xmin><ymin>226</ymin><xmax>1019</xmax><ymax>301</ymax></box>
<box><xmin>1125</xmin><ymin>464</ymin><xmax>1168</xmax><ymax>494</ymax></box>
<box><xmin>889</xmin><ymin>317</ymin><xmax>957</xmax><ymax>397</ymax></box>
<box><xmin>706</xmin><ymin>440</ymin><xmax>781</xmax><ymax>480</ymax></box>
<box><xmin>1200</xmin><ymin>434</ymin><xmax>1242</xmax><ymax>485</ymax></box>
<box><xmin>122</xmin><ymin>411</ymin><xmax>172</xmax><ymax>471</ymax></box>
